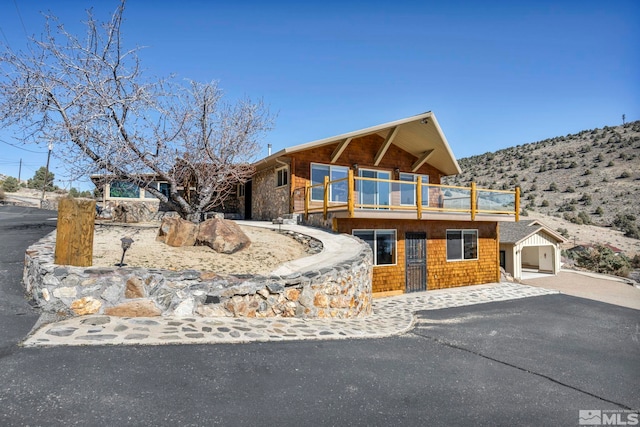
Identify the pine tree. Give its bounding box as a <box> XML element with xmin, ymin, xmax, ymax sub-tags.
<box><xmin>27</xmin><ymin>167</ymin><xmax>55</xmax><ymax>191</ymax></box>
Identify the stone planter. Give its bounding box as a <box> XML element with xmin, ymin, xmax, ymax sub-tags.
<box><xmin>23</xmin><ymin>228</ymin><xmax>372</xmax><ymax>320</ymax></box>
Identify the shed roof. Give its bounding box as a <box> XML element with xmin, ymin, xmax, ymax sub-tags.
<box><xmin>254</xmin><ymin>111</ymin><xmax>461</xmax><ymax>176</ymax></box>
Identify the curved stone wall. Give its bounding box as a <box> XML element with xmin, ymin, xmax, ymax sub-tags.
<box><xmin>23</xmin><ymin>226</ymin><xmax>373</xmax><ymax>319</ymax></box>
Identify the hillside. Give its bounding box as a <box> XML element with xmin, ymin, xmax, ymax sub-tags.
<box><xmin>444</xmin><ymin>121</ymin><xmax>640</xmax><ymax>255</ymax></box>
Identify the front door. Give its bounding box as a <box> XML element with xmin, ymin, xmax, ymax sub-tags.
<box><xmin>405</xmin><ymin>232</ymin><xmax>427</xmax><ymax>292</ymax></box>
<box><xmin>244</xmin><ymin>180</ymin><xmax>252</xmax><ymax>220</ymax></box>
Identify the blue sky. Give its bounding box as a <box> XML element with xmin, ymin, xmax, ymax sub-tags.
<box><xmin>0</xmin><ymin>0</ymin><xmax>638</xmax><ymax>190</ymax></box>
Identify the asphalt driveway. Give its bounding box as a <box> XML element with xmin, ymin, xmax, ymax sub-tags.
<box><xmin>0</xmin><ymin>206</ymin><xmax>638</xmax><ymax>425</ymax></box>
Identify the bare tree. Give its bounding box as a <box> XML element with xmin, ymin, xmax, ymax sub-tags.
<box><xmin>0</xmin><ymin>1</ymin><xmax>271</xmax><ymax>222</ymax></box>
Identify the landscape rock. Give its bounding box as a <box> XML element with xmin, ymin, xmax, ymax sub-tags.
<box><xmin>104</xmin><ymin>299</ymin><xmax>162</xmax><ymax>317</ymax></box>
<box><xmin>196</xmin><ymin>218</ymin><xmax>251</xmax><ymax>254</ymax></box>
<box><xmin>157</xmin><ymin>217</ymin><xmax>198</xmax><ymax>247</ymax></box>
<box><xmin>125</xmin><ymin>276</ymin><xmax>146</xmax><ymax>298</ymax></box>
<box><xmin>70</xmin><ymin>296</ymin><xmax>102</xmax><ymax>315</ymax></box>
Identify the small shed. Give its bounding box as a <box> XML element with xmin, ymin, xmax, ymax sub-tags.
<box><xmin>499</xmin><ymin>220</ymin><xmax>567</xmax><ymax>280</ymax></box>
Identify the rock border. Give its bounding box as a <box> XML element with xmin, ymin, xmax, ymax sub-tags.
<box><xmin>23</xmin><ymin>225</ymin><xmax>373</xmax><ymax>320</ymax></box>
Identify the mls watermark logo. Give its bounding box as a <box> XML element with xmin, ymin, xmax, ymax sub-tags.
<box><xmin>580</xmin><ymin>410</ymin><xmax>602</xmax><ymax>425</ymax></box>
<box><xmin>579</xmin><ymin>409</ymin><xmax>639</xmax><ymax>426</ymax></box>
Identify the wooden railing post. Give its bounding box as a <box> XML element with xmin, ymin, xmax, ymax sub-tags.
<box><xmin>304</xmin><ymin>182</ymin><xmax>310</xmax><ymax>220</ymax></box>
<box><xmin>347</xmin><ymin>169</ymin><xmax>354</xmax><ymax>218</ymax></box>
<box><xmin>515</xmin><ymin>186</ymin><xmax>520</xmax><ymax>222</ymax></box>
<box><xmin>55</xmin><ymin>197</ymin><xmax>95</xmax><ymax>267</ymax></box>
<box><xmin>416</xmin><ymin>177</ymin><xmax>423</xmax><ymax>219</ymax></box>
<box><xmin>323</xmin><ymin>175</ymin><xmax>329</xmax><ymax>220</ymax></box>
<box><xmin>470</xmin><ymin>181</ymin><xmax>477</xmax><ymax>221</ymax></box>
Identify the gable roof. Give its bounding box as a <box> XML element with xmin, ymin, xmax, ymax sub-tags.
<box><xmin>500</xmin><ymin>219</ymin><xmax>567</xmax><ymax>245</ymax></box>
<box><xmin>254</xmin><ymin>111</ymin><xmax>462</xmax><ymax>176</ymax></box>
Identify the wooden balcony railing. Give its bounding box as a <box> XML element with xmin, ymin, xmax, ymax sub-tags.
<box><xmin>292</xmin><ymin>169</ymin><xmax>520</xmax><ymax>221</ymax></box>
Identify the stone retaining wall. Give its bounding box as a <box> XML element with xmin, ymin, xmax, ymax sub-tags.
<box><xmin>23</xmin><ymin>228</ymin><xmax>372</xmax><ymax>319</ymax></box>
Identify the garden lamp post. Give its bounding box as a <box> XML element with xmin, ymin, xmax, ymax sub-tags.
<box><xmin>117</xmin><ymin>237</ymin><xmax>134</xmax><ymax>267</ymax></box>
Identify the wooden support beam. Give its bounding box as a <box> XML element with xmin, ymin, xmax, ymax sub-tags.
<box><xmin>374</xmin><ymin>127</ymin><xmax>399</xmax><ymax>166</ymax></box>
<box><xmin>323</xmin><ymin>175</ymin><xmax>329</xmax><ymax>220</ymax></box>
<box><xmin>515</xmin><ymin>186</ymin><xmax>521</xmax><ymax>222</ymax></box>
<box><xmin>55</xmin><ymin>197</ymin><xmax>96</xmax><ymax>267</ymax></box>
<box><xmin>347</xmin><ymin>169</ymin><xmax>354</xmax><ymax>218</ymax></box>
<box><xmin>330</xmin><ymin>137</ymin><xmax>352</xmax><ymax>164</ymax></box>
<box><xmin>470</xmin><ymin>181</ymin><xmax>477</xmax><ymax>221</ymax></box>
<box><xmin>411</xmin><ymin>149</ymin><xmax>434</xmax><ymax>172</ymax></box>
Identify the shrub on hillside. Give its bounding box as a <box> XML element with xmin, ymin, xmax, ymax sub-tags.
<box><xmin>0</xmin><ymin>187</ymin><xmax>4</xmax><ymax>201</ymax></box>
<box><xmin>575</xmin><ymin>244</ymin><xmax>631</xmax><ymax>277</ymax></box>
<box><xmin>612</xmin><ymin>213</ymin><xmax>640</xmax><ymax>239</ymax></box>
<box><xmin>2</xmin><ymin>176</ymin><xmax>20</xmax><ymax>192</ymax></box>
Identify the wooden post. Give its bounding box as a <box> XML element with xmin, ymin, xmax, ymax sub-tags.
<box><xmin>496</xmin><ymin>222</ymin><xmax>501</xmax><ymax>283</ymax></box>
<box><xmin>416</xmin><ymin>178</ymin><xmax>422</xmax><ymax>219</ymax></box>
<box><xmin>304</xmin><ymin>182</ymin><xmax>310</xmax><ymax>221</ymax></box>
<box><xmin>323</xmin><ymin>175</ymin><xmax>329</xmax><ymax>220</ymax></box>
<box><xmin>55</xmin><ymin>197</ymin><xmax>96</xmax><ymax>266</ymax></box>
<box><xmin>515</xmin><ymin>186</ymin><xmax>520</xmax><ymax>222</ymax></box>
<box><xmin>289</xmin><ymin>158</ymin><xmax>296</xmax><ymax>214</ymax></box>
<box><xmin>470</xmin><ymin>182</ymin><xmax>477</xmax><ymax>221</ymax></box>
<box><xmin>347</xmin><ymin>169</ymin><xmax>354</xmax><ymax>218</ymax></box>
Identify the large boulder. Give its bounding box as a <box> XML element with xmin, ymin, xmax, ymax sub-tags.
<box><xmin>156</xmin><ymin>217</ymin><xmax>198</xmax><ymax>247</ymax></box>
<box><xmin>196</xmin><ymin>218</ymin><xmax>251</xmax><ymax>254</ymax></box>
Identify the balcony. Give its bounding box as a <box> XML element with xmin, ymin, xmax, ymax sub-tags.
<box><xmin>292</xmin><ymin>170</ymin><xmax>520</xmax><ymax>222</ymax></box>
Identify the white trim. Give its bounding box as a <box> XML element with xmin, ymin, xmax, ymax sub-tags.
<box><xmin>446</xmin><ymin>229</ymin><xmax>479</xmax><ymax>261</ymax></box>
<box><xmin>352</xmin><ymin>229</ymin><xmax>397</xmax><ymax>266</ymax></box>
<box><xmin>310</xmin><ymin>162</ymin><xmax>349</xmax><ymax>202</ymax></box>
<box><xmin>358</xmin><ymin>167</ymin><xmax>391</xmax><ymax>208</ymax></box>
<box><xmin>399</xmin><ymin>173</ymin><xmax>429</xmax><ymax>206</ymax></box>
<box><xmin>275</xmin><ymin>165</ymin><xmax>289</xmax><ymax>188</ymax></box>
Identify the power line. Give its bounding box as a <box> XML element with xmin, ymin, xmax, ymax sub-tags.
<box><xmin>0</xmin><ymin>25</ymin><xmax>10</xmax><ymax>46</ymax></box>
<box><xmin>12</xmin><ymin>0</ymin><xmax>28</xmax><ymax>39</ymax></box>
<box><xmin>0</xmin><ymin>138</ymin><xmax>47</xmax><ymax>153</ymax></box>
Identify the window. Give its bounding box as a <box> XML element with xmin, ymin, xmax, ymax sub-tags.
<box><xmin>109</xmin><ymin>181</ymin><xmax>140</xmax><ymax>198</ymax></box>
<box><xmin>276</xmin><ymin>167</ymin><xmax>289</xmax><ymax>187</ymax></box>
<box><xmin>237</xmin><ymin>183</ymin><xmax>245</xmax><ymax>197</ymax></box>
<box><xmin>399</xmin><ymin>173</ymin><xmax>429</xmax><ymax>206</ymax></box>
<box><xmin>145</xmin><ymin>182</ymin><xmax>170</xmax><ymax>199</ymax></box>
<box><xmin>311</xmin><ymin>163</ymin><xmax>348</xmax><ymax>202</ymax></box>
<box><xmin>446</xmin><ymin>230</ymin><xmax>478</xmax><ymax>261</ymax></box>
<box><xmin>159</xmin><ymin>182</ymin><xmax>170</xmax><ymax>198</ymax></box>
<box><xmin>353</xmin><ymin>229</ymin><xmax>396</xmax><ymax>265</ymax></box>
<box><xmin>359</xmin><ymin>169</ymin><xmax>390</xmax><ymax>208</ymax></box>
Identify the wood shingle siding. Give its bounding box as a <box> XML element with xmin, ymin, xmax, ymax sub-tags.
<box><xmin>337</xmin><ymin>219</ymin><xmax>498</xmax><ymax>293</ymax></box>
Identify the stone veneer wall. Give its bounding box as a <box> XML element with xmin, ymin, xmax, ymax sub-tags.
<box><xmin>250</xmin><ymin>166</ymin><xmax>290</xmax><ymax>221</ymax></box>
<box><xmin>23</xmin><ymin>230</ymin><xmax>372</xmax><ymax>319</ymax></box>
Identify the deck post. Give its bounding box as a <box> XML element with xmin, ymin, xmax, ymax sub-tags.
<box><xmin>304</xmin><ymin>182</ymin><xmax>310</xmax><ymax>220</ymax></box>
<box><xmin>470</xmin><ymin>181</ymin><xmax>477</xmax><ymax>221</ymax></box>
<box><xmin>515</xmin><ymin>186</ymin><xmax>520</xmax><ymax>222</ymax></box>
<box><xmin>347</xmin><ymin>169</ymin><xmax>354</xmax><ymax>218</ymax></box>
<box><xmin>323</xmin><ymin>175</ymin><xmax>329</xmax><ymax>220</ymax></box>
<box><xmin>416</xmin><ymin>178</ymin><xmax>423</xmax><ymax>219</ymax></box>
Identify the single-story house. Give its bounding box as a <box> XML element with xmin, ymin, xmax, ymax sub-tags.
<box><xmin>499</xmin><ymin>219</ymin><xmax>567</xmax><ymax>280</ymax></box>
<box><xmin>240</xmin><ymin>111</ymin><xmax>521</xmax><ymax>295</ymax></box>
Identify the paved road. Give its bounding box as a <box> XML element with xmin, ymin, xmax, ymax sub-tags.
<box><xmin>0</xmin><ymin>205</ymin><xmax>56</xmax><ymax>348</ymax></box>
<box><xmin>1</xmin><ymin>207</ymin><xmax>638</xmax><ymax>426</ymax></box>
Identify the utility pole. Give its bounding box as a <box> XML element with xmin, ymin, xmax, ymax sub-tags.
<box><xmin>18</xmin><ymin>158</ymin><xmax>22</xmax><ymax>183</ymax></box>
<box><xmin>41</xmin><ymin>142</ymin><xmax>53</xmax><ymax>208</ymax></box>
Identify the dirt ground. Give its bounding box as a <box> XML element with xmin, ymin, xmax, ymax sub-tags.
<box><xmin>92</xmin><ymin>223</ymin><xmax>309</xmax><ymax>275</ymax></box>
